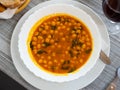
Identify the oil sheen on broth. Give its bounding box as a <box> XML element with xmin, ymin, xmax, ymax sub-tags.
<box><xmin>27</xmin><ymin>14</ymin><xmax>93</xmax><ymax>74</ymax></box>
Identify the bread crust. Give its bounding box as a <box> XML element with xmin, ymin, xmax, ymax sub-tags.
<box><xmin>0</xmin><ymin>4</ymin><xmax>6</xmax><ymax>12</ymax></box>
<box><xmin>0</xmin><ymin>0</ymin><xmax>21</xmax><ymax>9</ymax></box>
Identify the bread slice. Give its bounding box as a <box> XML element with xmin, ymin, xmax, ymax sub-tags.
<box><xmin>0</xmin><ymin>3</ymin><xmax>6</xmax><ymax>12</ymax></box>
<box><xmin>0</xmin><ymin>0</ymin><xmax>21</xmax><ymax>9</ymax></box>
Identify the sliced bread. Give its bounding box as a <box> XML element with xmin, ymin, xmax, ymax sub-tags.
<box><xmin>0</xmin><ymin>0</ymin><xmax>21</xmax><ymax>9</ymax></box>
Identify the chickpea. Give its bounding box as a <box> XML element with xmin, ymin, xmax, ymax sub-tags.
<box><xmin>48</xmin><ymin>35</ymin><xmax>51</xmax><ymax>39</ymax></box>
<box><xmin>76</xmin><ymin>46</ymin><xmax>81</xmax><ymax>50</ymax></box>
<box><xmin>86</xmin><ymin>38</ymin><xmax>90</xmax><ymax>42</ymax></box>
<box><xmin>86</xmin><ymin>35</ymin><xmax>89</xmax><ymax>38</ymax></box>
<box><xmin>41</xmin><ymin>39</ymin><xmax>44</xmax><ymax>43</ymax></box>
<box><xmin>65</xmin><ymin>22</ymin><xmax>68</xmax><ymax>25</ymax></box>
<box><xmin>43</xmin><ymin>60</ymin><xmax>47</xmax><ymax>64</ymax></box>
<box><xmin>48</xmin><ymin>50</ymin><xmax>51</xmax><ymax>53</ymax></box>
<box><xmin>72</xmin><ymin>34</ymin><xmax>77</xmax><ymax>38</ymax></box>
<box><xmin>50</xmin><ymin>39</ymin><xmax>54</xmax><ymax>43</ymax></box>
<box><xmin>82</xmin><ymin>55</ymin><xmax>85</xmax><ymax>58</ymax></box>
<box><xmin>38</xmin><ymin>36</ymin><xmax>43</xmax><ymax>40</ymax></box>
<box><xmin>62</xmin><ymin>37</ymin><xmax>65</xmax><ymax>41</ymax></box>
<box><xmin>55</xmin><ymin>43</ymin><xmax>58</xmax><ymax>46</ymax></box>
<box><xmin>61</xmin><ymin>18</ymin><xmax>64</xmax><ymax>22</ymax></box>
<box><xmin>57</xmin><ymin>26</ymin><xmax>61</xmax><ymax>30</ymax></box>
<box><xmin>41</xmin><ymin>56</ymin><xmax>44</xmax><ymax>59</ymax></box>
<box><xmin>65</xmin><ymin>51</ymin><xmax>69</xmax><ymax>54</ymax></box>
<box><xmin>87</xmin><ymin>42</ymin><xmax>91</xmax><ymax>46</ymax></box>
<box><xmin>76</xmin><ymin>61</ymin><xmax>79</xmax><ymax>64</ymax></box>
<box><xmin>37</xmin><ymin>44</ymin><xmax>41</xmax><ymax>49</ymax></box>
<box><xmin>39</xmin><ymin>27</ymin><xmax>44</xmax><ymax>31</ymax></box>
<box><xmin>37</xmin><ymin>54</ymin><xmax>40</xmax><ymax>57</ymax></box>
<box><xmin>59</xmin><ymin>32</ymin><xmax>63</xmax><ymax>36</ymax></box>
<box><xmin>62</xmin><ymin>54</ymin><xmax>65</xmax><ymax>57</ymax></box>
<box><xmin>52</xmin><ymin>21</ymin><xmax>56</xmax><ymax>26</ymax></box>
<box><xmin>60</xmin><ymin>59</ymin><xmax>64</xmax><ymax>63</ymax></box>
<box><xmin>77</xmin><ymin>23</ymin><xmax>81</xmax><ymax>26</ymax></box>
<box><xmin>76</xmin><ymin>30</ymin><xmax>81</xmax><ymax>33</ymax></box>
<box><xmin>68</xmin><ymin>23</ymin><xmax>72</xmax><ymax>26</ymax></box>
<box><xmin>32</xmin><ymin>41</ymin><xmax>37</xmax><ymax>45</ymax></box>
<box><xmin>73</xmin><ymin>56</ymin><xmax>77</xmax><ymax>60</ymax></box>
<box><xmin>62</xmin><ymin>26</ymin><xmax>66</xmax><ymax>29</ymax></box>
<box><xmin>53</xmin><ymin>18</ymin><xmax>57</xmax><ymax>21</ymax></box>
<box><xmin>33</xmin><ymin>50</ymin><xmax>37</xmax><ymax>54</ymax></box>
<box><xmin>80</xmin><ymin>59</ymin><xmax>83</xmax><ymax>63</ymax></box>
<box><xmin>50</xmin><ymin>30</ymin><xmax>54</xmax><ymax>34</ymax></box>
<box><xmin>82</xmin><ymin>31</ymin><xmax>86</xmax><ymax>35</ymax></box>
<box><xmin>45</xmin><ymin>25</ymin><xmax>49</xmax><ymax>30</ymax></box>
<box><xmin>42</xmin><ymin>30</ymin><xmax>47</xmax><ymax>34</ymax></box>
<box><xmin>57</xmin><ymin>22</ymin><xmax>60</xmax><ymax>25</ymax></box>
<box><xmin>81</xmin><ymin>36</ymin><xmax>85</xmax><ymax>41</ymax></box>
<box><xmin>67</xmin><ymin>47</ymin><xmax>70</xmax><ymax>50</ymax></box>
<box><xmin>52</xmin><ymin>52</ymin><xmax>56</xmax><ymax>56</ymax></box>
<box><xmin>48</xmin><ymin>56</ymin><xmax>51</xmax><ymax>60</ymax></box>
<box><xmin>82</xmin><ymin>44</ymin><xmax>86</xmax><ymax>49</ymax></box>
<box><xmin>58</xmin><ymin>63</ymin><xmax>61</xmax><ymax>66</ymax></box>
<box><xmin>38</xmin><ymin>59</ymin><xmax>43</xmax><ymax>63</ymax></box>
<box><xmin>55</xmin><ymin>30</ymin><xmax>58</xmax><ymax>34</ymax></box>
<box><xmin>45</xmin><ymin>38</ymin><xmax>50</xmax><ymax>43</ymax></box>
<box><xmin>33</xmin><ymin>46</ymin><xmax>37</xmax><ymax>49</ymax></box>
<box><xmin>44</xmin><ymin>65</ymin><xmax>47</xmax><ymax>68</ymax></box>
<box><xmin>32</xmin><ymin>37</ymin><xmax>37</xmax><ymax>41</ymax></box>
<box><xmin>51</xmin><ymin>45</ymin><xmax>55</xmax><ymax>48</ymax></box>
<box><xmin>60</xmin><ymin>23</ymin><xmax>63</xmax><ymax>26</ymax></box>
<box><xmin>73</xmin><ymin>50</ymin><xmax>77</xmax><ymax>54</ymax></box>
<box><xmin>48</xmin><ymin>61</ymin><xmax>52</xmax><ymax>65</ymax></box>
<box><xmin>71</xmin><ymin>30</ymin><xmax>75</xmax><ymax>34</ymax></box>
<box><xmin>58</xmin><ymin>44</ymin><xmax>61</xmax><ymax>48</ymax></box>
<box><xmin>54</xmin><ymin>59</ymin><xmax>57</xmax><ymax>63</ymax></box>
<box><xmin>71</xmin><ymin>20</ymin><xmax>75</xmax><ymax>23</ymax></box>
<box><xmin>34</xmin><ymin>32</ymin><xmax>39</xmax><ymax>36</ymax></box>
<box><xmin>71</xmin><ymin>60</ymin><xmax>75</xmax><ymax>64</ymax></box>
<box><xmin>66</xmin><ymin>28</ymin><xmax>70</xmax><ymax>31</ymax></box>
<box><xmin>55</xmin><ymin>67</ymin><xmax>59</xmax><ymax>70</ymax></box>
<box><xmin>43</xmin><ymin>23</ymin><xmax>47</xmax><ymax>25</ymax></box>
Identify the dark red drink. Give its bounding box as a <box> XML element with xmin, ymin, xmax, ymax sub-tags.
<box><xmin>102</xmin><ymin>0</ymin><xmax>120</xmax><ymax>22</ymax></box>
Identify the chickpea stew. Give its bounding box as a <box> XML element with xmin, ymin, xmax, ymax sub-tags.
<box><xmin>27</xmin><ymin>14</ymin><xmax>93</xmax><ymax>74</ymax></box>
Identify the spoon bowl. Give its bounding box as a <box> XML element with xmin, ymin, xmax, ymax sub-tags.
<box><xmin>117</xmin><ymin>67</ymin><xmax>120</xmax><ymax>79</ymax></box>
<box><xmin>106</xmin><ymin>67</ymin><xmax>120</xmax><ymax>90</ymax></box>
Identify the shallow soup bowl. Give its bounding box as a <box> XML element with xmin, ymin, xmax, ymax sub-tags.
<box><xmin>18</xmin><ymin>4</ymin><xmax>101</xmax><ymax>83</ymax></box>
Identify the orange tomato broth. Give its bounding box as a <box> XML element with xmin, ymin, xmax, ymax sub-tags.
<box><xmin>27</xmin><ymin>13</ymin><xmax>93</xmax><ymax>75</ymax></box>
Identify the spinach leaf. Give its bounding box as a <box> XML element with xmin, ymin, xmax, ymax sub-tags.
<box><xmin>85</xmin><ymin>48</ymin><xmax>92</xmax><ymax>54</ymax></box>
<box><xmin>68</xmin><ymin>67</ymin><xmax>76</xmax><ymax>73</ymax></box>
<box><xmin>37</xmin><ymin>49</ymin><xmax>47</xmax><ymax>54</ymax></box>
<box><xmin>42</xmin><ymin>42</ymin><xmax>51</xmax><ymax>47</ymax></box>
<box><xmin>51</xmin><ymin>25</ymin><xmax>57</xmax><ymax>30</ymax></box>
<box><xmin>30</xmin><ymin>41</ymin><xmax>33</xmax><ymax>50</ymax></box>
<box><xmin>69</xmin><ymin>50</ymin><xmax>74</xmax><ymax>57</ymax></box>
<box><xmin>71</xmin><ymin>39</ymin><xmax>83</xmax><ymax>48</ymax></box>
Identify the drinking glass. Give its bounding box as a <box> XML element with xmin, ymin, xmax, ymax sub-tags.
<box><xmin>102</xmin><ymin>0</ymin><xmax>120</xmax><ymax>34</ymax></box>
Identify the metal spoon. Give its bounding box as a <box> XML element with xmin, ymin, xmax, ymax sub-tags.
<box><xmin>100</xmin><ymin>50</ymin><xmax>111</xmax><ymax>65</ymax></box>
<box><xmin>106</xmin><ymin>67</ymin><xmax>120</xmax><ymax>90</ymax></box>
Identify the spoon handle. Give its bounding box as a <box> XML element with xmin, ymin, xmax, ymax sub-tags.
<box><xmin>100</xmin><ymin>50</ymin><xmax>111</xmax><ymax>65</ymax></box>
<box><xmin>106</xmin><ymin>83</ymin><xmax>116</xmax><ymax>90</ymax></box>
<box><xmin>106</xmin><ymin>76</ymin><xmax>119</xmax><ymax>90</ymax></box>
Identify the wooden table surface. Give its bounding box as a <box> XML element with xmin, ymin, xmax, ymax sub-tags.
<box><xmin>0</xmin><ymin>0</ymin><xmax>120</xmax><ymax>90</ymax></box>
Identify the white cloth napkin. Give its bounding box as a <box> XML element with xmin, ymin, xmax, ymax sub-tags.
<box><xmin>0</xmin><ymin>8</ymin><xmax>17</xmax><ymax>19</ymax></box>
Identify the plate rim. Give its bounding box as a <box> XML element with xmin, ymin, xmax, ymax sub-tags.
<box><xmin>10</xmin><ymin>0</ymin><xmax>110</xmax><ymax>90</ymax></box>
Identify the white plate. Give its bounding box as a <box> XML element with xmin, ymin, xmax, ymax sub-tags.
<box><xmin>11</xmin><ymin>0</ymin><xmax>110</xmax><ymax>90</ymax></box>
<box><xmin>18</xmin><ymin>4</ymin><xmax>101</xmax><ymax>82</ymax></box>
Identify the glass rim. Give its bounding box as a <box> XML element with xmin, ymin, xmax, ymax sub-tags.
<box><xmin>104</xmin><ymin>0</ymin><xmax>120</xmax><ymax>13</ymax></box>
